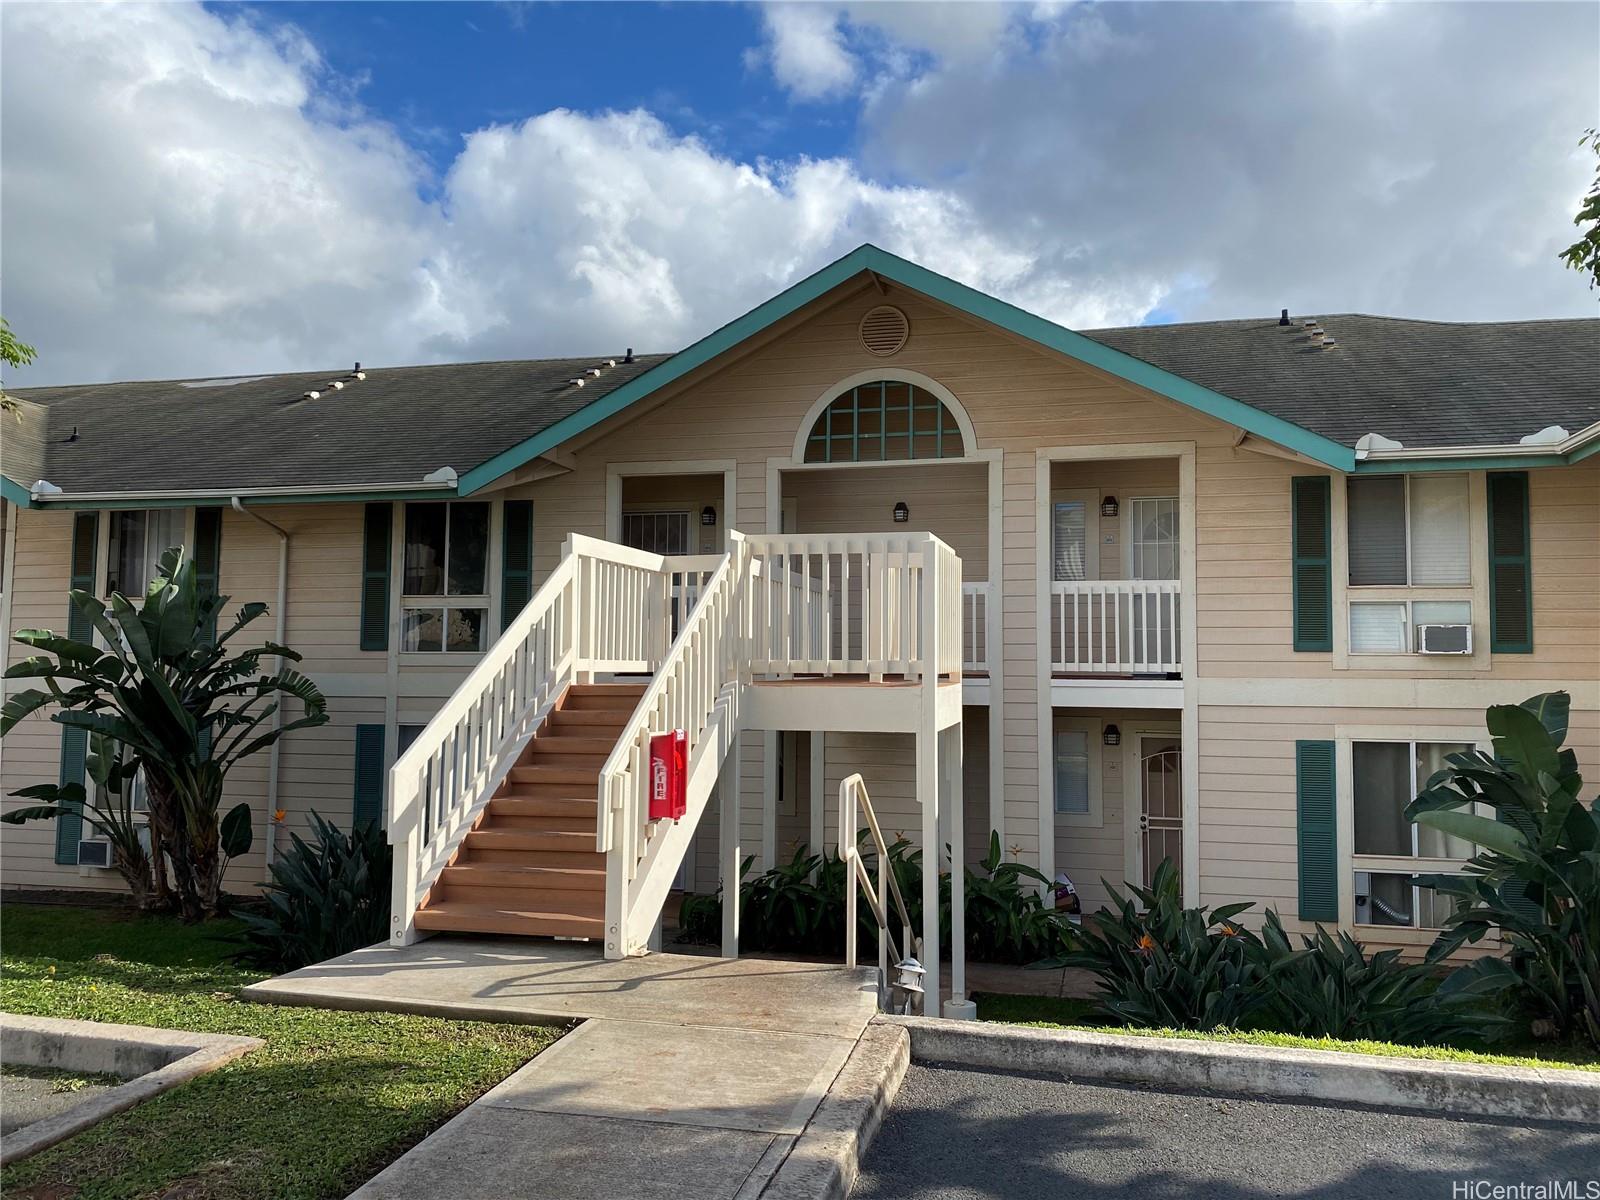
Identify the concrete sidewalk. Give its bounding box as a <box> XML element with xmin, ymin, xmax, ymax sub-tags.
<box><xmin>243</xmin><ymin>938</ymin><xmax>881</xmax><ymax>1199</ymax></box>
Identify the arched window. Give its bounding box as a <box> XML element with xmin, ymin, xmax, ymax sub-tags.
<box><xmin>802</xmin><ymin>380</ymin><xmax>965</xmax><ymax>463</ymax></box>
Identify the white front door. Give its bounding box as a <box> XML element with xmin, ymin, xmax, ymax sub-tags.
<box><xmin>1131</xmin><ymin>733</ymin><xmax>1183</xmax><ymax>890</ymax></box>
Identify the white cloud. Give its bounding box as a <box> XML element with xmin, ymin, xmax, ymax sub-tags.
<box><xmin>1</xmin><ymin>0</ymin><xmax>1594</xmax><ymax>391</ymax></box>
<box><xmin>1</xmin><ymin>3</ymin><xmax>1147</xmax><ymax>386</ymax></box>
<box><xmin>757</xmin><ymin>4</ymin><xmax>858</xmax><ymax>101</ymax></box>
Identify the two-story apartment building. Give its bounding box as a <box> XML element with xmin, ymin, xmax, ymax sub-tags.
<box><xmin>3</xmin><ymin>246</ymin><xmax>1596</xmax><ymax>1011</ymax></box>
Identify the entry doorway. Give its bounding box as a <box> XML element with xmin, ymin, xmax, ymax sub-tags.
<box><xmin>1125</xmin><ymin>729</ymin><xmax>1183</xmax><ymax>890</ymax></box>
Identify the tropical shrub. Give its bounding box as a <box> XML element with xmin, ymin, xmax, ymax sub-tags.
<box><xmin>1</xmin><ymin>546</ymin><xmax>328</xmax><ymax>920</ymax></box>
<box><xmin>1259</xmin><ymin>912</ymin><xmax>1508</xmax><ymax>1044</ymax></box>
<box><xmin>234</xmin><ymin>812</ymin><xmax>393</xmax><ymax>970</ymax></box>
<box><xmin>1034</xmin><ymin>859</ymin><xmax>1270</xmax><ymax>1030</ymax></box>
<box><xmin>1406</xmin><ymin>691</ymin><xmax>1600</xmax><ymax>1049</ymax></box>
<box><xmin>674</xmin><ymin>831</ymin><xmax>1070</xmax><ymax>963</ymax></box>
<box><xmin>954</xmin><ymin>831</ymin><xmax>1072</xmax><ymax>964</ymax></box>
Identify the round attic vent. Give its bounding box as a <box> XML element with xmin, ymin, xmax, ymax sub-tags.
<box><xmin>859</xmin><ymin>305</ymin><xmax>910</xmax><ymax>357</ymax></box>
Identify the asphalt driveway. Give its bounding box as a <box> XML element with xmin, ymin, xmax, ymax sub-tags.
<box><xmin>854</xmin><ymin>1062</ymin><xmax>1600</xmax><ymax>1199</ymax></box>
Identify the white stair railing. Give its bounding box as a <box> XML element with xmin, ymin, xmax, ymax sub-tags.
<box><xmin>1050</xmin><ymin>579</ymin><xmax>1182</xmax><ymax>674</ymax></box>
<box><xmin>598</xmin><ymin>532</ymin><xmax>750</xmax><ymax>957</ymax></box>
<box><xmin>839</xmin><ymin>772</ymin><xmax>922</xmax><ymax>1012</ymax></box>
<box><xmin>745</xmin><ymin>533</ymin><xmax>958</xmax><ymax>681</ymax></box>
<box><xmin>387</xmin><ymin>533</ymin><xmax>696</xmax><ymax>946</ymax></box>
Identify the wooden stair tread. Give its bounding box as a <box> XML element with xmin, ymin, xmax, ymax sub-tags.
<box><xmin>414</xmin><ymin>903</ymin><xmax>602</xmax><ymax>938</ymax></box>
<box><xmin>441</xmin><ymin>870</ymin><xmax>601</xmax><ymax>889</ymax></box>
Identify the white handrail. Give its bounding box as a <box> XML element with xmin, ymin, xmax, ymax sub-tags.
<box><xmin>387</xmin><ymin>533</ymin><xmax>686</xmax><ymax>946</ymax></box>
<box><xmin>839</xmin><ymin>772</ymin><xmax>921</xmax><ymax>1012</ymax></box>
<box><xmin>598</xmin><ymin>532</ymin><xmax>750</xmax><ymax>954</ymax></box>
<box><xmin>1050</xmin><ymin>579</ymin><xmax>1182</xmax><ymax>674</ymax></box>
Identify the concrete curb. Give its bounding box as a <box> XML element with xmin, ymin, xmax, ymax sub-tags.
<box><xmin>881</xmin><ymin>1015</ymin><xmax>1600</xmax><ymax>1127</ymax></box>
<box><xmin>1</xmin><ymin>1013</ymin><xmax>263</xmax><ymax>1164</ymax></box>
<box><xmin>756</xmin><ymin>1023</ymin><xmax>910</xmax><ymax>1200</ymax></box>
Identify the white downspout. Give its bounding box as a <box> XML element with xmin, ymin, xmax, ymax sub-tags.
<box><xmin>230</xmin><ymin>497</ymin><xmax>289</xmax><ymax>871</ymax></box>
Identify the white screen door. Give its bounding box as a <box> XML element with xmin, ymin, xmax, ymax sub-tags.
<box><xmin>1137</xmin><ymin>735</ymin><xmax>1183</xmax><ymax>889</ymax></box>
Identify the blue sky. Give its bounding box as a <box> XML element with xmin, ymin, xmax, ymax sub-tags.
<box><xmin>256</xmin><ymin>2</ymin><xmax>856</xmax><ymax>174</ymax></box>
<box><xmin>3</xmin><ymin>1</ymin><xmax>1596</xmax><ymax>386</ymax></box>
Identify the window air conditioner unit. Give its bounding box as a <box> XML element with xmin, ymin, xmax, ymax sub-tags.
<box><xmin>77</xmin><ymin>839</ymin><xmax>112</xmax><ymax>868</ymax></box>
<box><xmin>1416</xmin><ymin>623</ymin><xmax>1472</xmax><ymax>655</ymax></box>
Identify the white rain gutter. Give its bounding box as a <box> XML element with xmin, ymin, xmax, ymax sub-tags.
<box><xmin>230</xmin><ymin>497</ymin><xmax>290</xmax><ymax>871</ymax></box>
<box><xmin>1355</xmin><ymin>421</ymin><xmax>1600</xmax><ymax>462</ymax></box>
<box><xmin>29</xmin><ymin>479</ymin><xmax>456</xmax><ymax>503</ymax></box>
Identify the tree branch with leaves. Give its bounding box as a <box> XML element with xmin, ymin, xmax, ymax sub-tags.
<box><xmin>1</xmin><ymin>546</ymin><xmax>329</xmax><ymax>920</ymax></box>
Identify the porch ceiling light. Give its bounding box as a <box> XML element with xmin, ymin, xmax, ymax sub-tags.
<box><xmin>893</xmin><ymin>500</ymin><xmax>910</xmax><ymax>523</ymax></box>
<box><xmin>1103</xmin><ymin>724</ymin><xmax>1121</xmax><ymax>746</ymax></box>
<box><xmin>1101</xmin><ymin>495</ymin><xmax>1119</xmax><ymax>518</ymax></box>
<box><xmin>701</xmin><ymin>505</ymin><xmax>717</xmax><ymax>526</ymax></box>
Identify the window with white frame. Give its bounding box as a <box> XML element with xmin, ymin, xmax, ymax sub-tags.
<box><xmin>401</xmin><ymin>502</ymin><xmax>490</xmax><ymax>653</ymax></box>
<box><xmin>1351</xmin><ymin>739</ymin><xmax>1473</xmax><ymax>928</ymax></box>
<box><xmin>1128</xmin><ymin>497</ymin><xmax>1179</xmax><ymax>581</ymax></box>
<box><xmin>1347</xmin><ymin>474</ymin><xmax>1472</xmax><ymax>654</ymax></box>
<box><xmin>1053</xmin><ymin>726</ymin><xmax>1092</xmax><ymax>816</ymax></box>
<box><xmin>1052</xmin><ymin>501</ymin><xmax>1088</xmax><ymax>582</ymax></box>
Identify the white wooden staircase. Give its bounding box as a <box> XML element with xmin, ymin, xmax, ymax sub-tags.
<box><xmin>387</xmin><ymin>529</ymin><xmax>963</xmax><ymax>962</ymax></box>
<box><xmin>413</xmin><ymin>682</ymin><xmax>642</xmax><ymax>939</ymax></box>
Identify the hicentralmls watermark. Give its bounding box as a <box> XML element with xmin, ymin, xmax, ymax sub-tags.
<box><xmin>1452</xmin><ymin>1183</ymin><xmax>1600</xmax><ymax>1200</ymax></box>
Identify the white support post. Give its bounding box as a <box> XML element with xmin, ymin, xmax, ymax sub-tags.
<box><xmin>721</xmin><ymin>738</ymin><xmax>742</xmax><ymax>958</ymax></box>
<box><xmin>918</xmin><ymin>540</ymin><xmax>941</xmax><ymax>1017</ymax></box>
<box><xmin>943</xmin><ymin>725</ymin><xmax>975</xmax><ymax>1019</ymax></box>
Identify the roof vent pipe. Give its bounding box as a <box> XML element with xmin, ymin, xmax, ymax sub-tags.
<box><xmin>1279</xmin><ymin>308</ymin><xmax>1290</xmax><ymax>326</ymax></box>
<box><xmin>624</xmin><ymin>348</ymin><xmax>634</xmax><ymax>364</ymax></box>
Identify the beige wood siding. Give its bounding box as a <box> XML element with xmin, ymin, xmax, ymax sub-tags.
<box><xmin>784</xmin><ymin>462</ymin><xmax>989</xmax><ymax>579</ymax></box>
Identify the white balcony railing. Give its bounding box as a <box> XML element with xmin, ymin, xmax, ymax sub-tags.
<box><xmin>961</xmin><ymin>582</ymin><xmax>990</xmax><ymax>673</ymax></box>
<box><xmin>1051</xmin><ymin>579</ymin><xmax>1181</xmax><ymax>675</ymax></box>
<box><xmin>745</xmin><ymin>533</ymin><xmax>962</xmax><ymax>681</ymax></box>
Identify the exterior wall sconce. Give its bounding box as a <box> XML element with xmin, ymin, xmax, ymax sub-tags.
<box><xmin>892</xmin><ymin>501</ymin><xmax>910</xmax><ymax>523</ymax></box>
<box><xmin>1101</xmin><ymin>495</ymin><xmax>1119</xmax><ymax>518</ymax></box>
<box><xmin>1103</xmin><ymin>724</ymin><xmax>1121</xmax><ymax>746</ymax></box>
<box><xmin>701</xmin><ymin>505</ymin><xmax>717</xmax><ymax>527</ymax></box>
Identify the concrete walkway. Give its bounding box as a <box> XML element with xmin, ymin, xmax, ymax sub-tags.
<box><xmin>243</xmin><ymin>938</ymin><xmax>880</xmax><ymax>1199</ymax></box>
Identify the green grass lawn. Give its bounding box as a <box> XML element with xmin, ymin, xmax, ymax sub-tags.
<box><xmin>974</xmin><ymin>991</ymin><xmax>1600</xmax><ymax>1072</ymax></box>
<box><xmin>0</xmin><ymin>904</ymin><xmax>562</xmax><ymax>1200</ymax></box>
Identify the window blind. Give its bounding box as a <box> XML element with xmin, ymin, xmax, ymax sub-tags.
<box><xmin>1347</xmin><ymin>476</ymin><xmax>1407</xmax><ymax>585</ymax></box>
<box><xmin>1052</xmin><ymin>501</ymin><xmax>1086</xmax><ymax>582</ymax></box>
<box><xmin>1408</xmin><ymin>474</ymin><xmax>1469</xmax><ymax>585</ymax></box>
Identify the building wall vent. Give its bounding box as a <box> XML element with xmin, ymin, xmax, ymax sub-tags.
<box><xmin>859</xmin><ymin>305</ymin><xmax>910</xmax><ymax>357</ymax></box>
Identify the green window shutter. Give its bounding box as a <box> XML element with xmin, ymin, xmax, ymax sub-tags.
<box><xmin>1487</xmin><ymin>471</ymin><xmax>1532</xmax><ymax>654</ymax></box>
<box><xmin>500</xmin><ymin>500</ymin><xmax>534</xmax><ymax>632</ymax></box>
<box><xmin>66</xmin><ymin>511</ymin><xmax>98</xmax><ymax>643</ymax></box>
<box><xmin>352</xmin><ymin>724</ymin><xmax>386</xmax><ymax>830</ymax></box>
<box><xmin>56</xmin><ymin>513</ymin><xmax>99</xmax><ymax>863</ymax></box>
<box><xmin>1295</xmin><ymin>739</ymin><xmax>1338</xmax><ymax>923</ymax></box>
<box><xmin>1291</xmin><ymin>476</ymin><xmax>1333</xmax><ymax>651</ymax></box>
<box><xmin>360</xmin><ymin>503</ymin><xmax>392</xmax><ymax>652</ymax></box>
<box><xmin>193</xmin><ymin>506</ymin><xmax>223</xmax><ymax>647</ymax></box>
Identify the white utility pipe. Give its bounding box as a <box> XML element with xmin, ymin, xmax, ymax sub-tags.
<box><xmin>230</xmin><ymin>497</ymin><xmax>289</xmax><ymax>871</ymax></box>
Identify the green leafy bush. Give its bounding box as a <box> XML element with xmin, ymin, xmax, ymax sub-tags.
<box><xmin>674</xmin><ymin>831</ymin><xmax>1069</xmax><ymax>963</ymax></box>
<box><xmin>1036</xmin><ymin>859</ymin><xmax>1269</xmax><ymax>1030</ymax></box>
<box><xmin>1259</xmin><ymin>912</ymin><xmax>1508</xmax><ymax>1044</ymax></box>
<box><xmin>1407</xmin><ymin>691</ymin><xmax>1600</xmax><ymax>1049</ymax></box>
<box><xmin>234</xmin><ymin>812</ymin><xmax>392</xmax><ymax>970</ymax></box>
<box><xmin>954</xmin><ymin>832</ymin><xmax>1072</xmax><ymax>964</ymax></box>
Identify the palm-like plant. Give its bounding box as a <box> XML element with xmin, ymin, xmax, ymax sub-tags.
<box><xmin>1</xmin><ymin>546</ymin><xmax>328</xmax><ymax>920</ymax></box>
<box><xmin>1406</xmin><ymin>691</ymin><xmax>1600</xmax><ymax>1048</ymax></box>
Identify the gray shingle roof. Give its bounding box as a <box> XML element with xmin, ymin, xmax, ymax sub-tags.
<box><xmin>1082</xmin><ymin>314</ymin><xmax>1599</xmax><ymax>449</ymax></box>
<box><xmin>5</xmin><ymin>310</ymin><xmax>1596</xmax><ymax>498</ymax></box>
<box><xmin>3</xmin><ymin>355</ymin><xmax>670</xmax><ymax>494</ymax></box>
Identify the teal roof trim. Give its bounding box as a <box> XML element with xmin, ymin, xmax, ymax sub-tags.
<box><xmin>1</xmin><ymin>475</ymin><xmax>33</xmax><ymax>508</ymax></box>
<box><xmin>458</xmin><ymin>244</ymin><xmax>1359</xmax><ymax>495</ymax></box>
